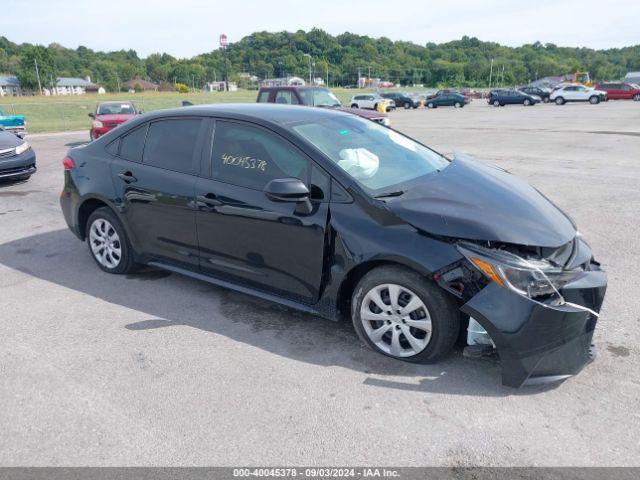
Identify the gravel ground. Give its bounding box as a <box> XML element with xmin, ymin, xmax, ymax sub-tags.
<box><xmin>0</xmin><ymin>99</ymin><xmax>639</xmax><ymax>466</ymax></box>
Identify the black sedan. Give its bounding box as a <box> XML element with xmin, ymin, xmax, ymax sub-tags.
<box><xmin>379</xmin><ymin>92</ymin><xmax>420</xmax><ymax>109</ymax></box>
<box><xmin>519</xmin><ymin>85</ymin><xmax>551</xmax><ymax>103</ymax></box>
<box><xmin>59</xmin><ymin>104</ymin><xmax>606</xmax><ymax>387</ymax></box>
<box><xmin>425</xmin><ymin>92</ymin><xmax>466</xmax><ymax>108</ymax></box>
<box><xmin>488</xmin><ymin>89</ymin><xmax>541</xmax><ymax>106</ymax></box>
<box><xmin>0</xmin><ymin>125</ymin><xmax>36</xmax><ymax>182</ymax></box>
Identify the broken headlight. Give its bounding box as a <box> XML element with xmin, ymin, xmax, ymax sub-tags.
<box><xmin>457</xmin><ymin>242</ymin><xmax>585</xmax><ymax>305</ymax></box>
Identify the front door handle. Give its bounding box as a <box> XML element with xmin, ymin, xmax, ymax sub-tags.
<box><xmin>197</xmin><ymin>193</ymin><xmax>222</xmax><ymax>207</ymax></box>
<box><xmin>118</xmin><ymin>171</ymin><xmax>137</xmax><ymax>183</ymax></box>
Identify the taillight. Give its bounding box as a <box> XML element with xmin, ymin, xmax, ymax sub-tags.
<box><xmin>62</xmin><ymin>156</ymin><xmax>75</xmax><ymax>170</ymax></box>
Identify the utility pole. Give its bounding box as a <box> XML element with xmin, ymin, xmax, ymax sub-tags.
<box><xmin>220</xmin><ymin>33</ymin><xmax>229</xmax><ymax>91</ymax></box>
<box><xmin>326</xmin><ymin>63</ymin><xmax>329</xmax><ymax>87</ymax></box>
<box><xmin>501</xmin><ymin>64</ymin><xmax>505</xmax><ymax>87</ymax></box>
<box><xmin>34</xmin><ymin>58</ymin><xmax>43</xmax><ymax>95</ymax></box>
<box><xmin>303</xmin><ymin>54</ymin><xmax>312</xmax><ymax>84</ymax></box>
<box><xmin>488</xmin><ymin>58</ymin><xmax>494</xmax><ymax>89</ymax></box>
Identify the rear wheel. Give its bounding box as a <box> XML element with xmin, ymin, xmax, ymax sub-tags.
<box><xmin>634</xmin><ymin>94</ymin><xmax>640</xmax><ymax>101</ymax></box>
<box><xmin>86</xmin><ymin>207</ymin><xmax>137</xmax><ymax>274</ymax></box>
<box><xmin>403</xmin><ymin>101</ymin><xmax>411</xmax><ymax>109</ymax></box>
<box><xmin>427</xmin><ymin>102</ymin><xmax>435</xmax><ymax>109</ymax></box>
<box><xmin>543</xmin><ymin>97</ymin><xmax>550</xmax><ymax>103</ymax></box>
<box><xmin>454</xmin><ymin>101</ymin><xmax>462</xmax><ymax>108</ymax></box>
<box><xmin>555</xmin><ymin>97</ymin><xmax>565</xmax><ymax>105</ymax></box>
<box><xmin>89</xmin><ymin>130</ymin><xmax>96</xmax><ymax>141</ymax></box>
<box><xmin>589</xmin><ymin>96</ymin><xmax>600</xmax><ymax>104</ymax></box>
<box><xmin>351</xmin><ymin>266</ymin><xmax>459</xmax><ymax>363</ymax></box>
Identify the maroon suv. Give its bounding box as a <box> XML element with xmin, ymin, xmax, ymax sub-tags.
<box><xmin>257</xmin><ymin>86</ymin><xmax>390</xmax><ymax>126</ymax></box>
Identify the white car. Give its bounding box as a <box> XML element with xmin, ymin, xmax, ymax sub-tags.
<box><xmin>550</xmin><ymin>84</ymin><xmax>607</xmax><ymax>105</ymax></box>
<box><xmin>349</xmin><ymin>94</ymin><xmax>395</xmax><ymax>111</ymax></box>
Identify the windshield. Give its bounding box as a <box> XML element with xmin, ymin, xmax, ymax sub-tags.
<box><xmin>299</xmin><ymin>88</ymin><xmax>341</xmax><ymax>107</ymax></box>
<box><xmin>292</xmin><ymin>115</ymin><xmax>449</xmax><ymax>194</ymax></box>
<box><xmin>97</xmin><ymin>102</ymin><xmax>136</xmax><ymax>115</ymax></box>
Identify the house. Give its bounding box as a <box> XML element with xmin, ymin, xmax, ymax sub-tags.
<box><xmin>624</xmin><ymin>72</ymin><xmax>640</xmax><ymax>84</ymax></box>
<box><xmin>123</xmin><ymin>78</ymin><xmax>159</xmax><ymax>92</ymax></box>
<box><xmin>0</xmin><ymin>75</ymin><xmax>21</xmax><ymax>96</ymax></box>
<box><xmin>53</xmin><ymin>77</ymin><xmax>100</xmax><ymax>95</ymax></box>
<box><xmin>259</xmin><ymin>76</ymin><xmax>305</xmax><ymax>88</ymax></box>
<box><xmin>203</xmin><ymin>81</ymin><xmax>238</xmax><ymax>92</ymax></box>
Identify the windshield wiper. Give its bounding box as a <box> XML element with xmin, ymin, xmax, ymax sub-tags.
<box><xmin>374</xmin><ymin>190</ymin><xmax>405</xmax><ymax>199</ymax></box>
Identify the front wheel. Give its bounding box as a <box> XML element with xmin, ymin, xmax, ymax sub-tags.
<box><xmin>589</xmin><ymin>96</ymin><xmax>600</xmax><ymax>104</ymax></box>
<box><xmin>523</xmin><ymin>98</ymin><xmax>531</xmax><ymax>106</ymax></box>
<box><xmin>427</xmin><ymin>102</ymin><xmax>435</xmax><ymax>109</ymax></box>
<box><xmin>351</xmin><ymin>266</ymin><xmax>460</xmax><ymax>363</ymax></box>
<box><xmin>555</xmin><ymin>97</ymin><xmax>565</xmax><ymax>105</ymax></box>
<box><xmin>543</xmin><ymin>97</ymin><xmax>550</xmax><ymax>103</ymax></box>
<box><xmin>403</xmin><ymin>101</ymin><xmax>411</xmax><ymax>109</ymax></box>
<box><xmin>634</xmin><ymin>94</ymin><xmax>640</xmax><ymax>101</ymax></box>
<box><xmin>86</xmin><ymin>207</ymin><xmax>137</xmax><ymax>274</ymax></box>
<box><xmin>350</xmin><ymin>104</ymin><xmax>359</xmax><ymax>109</ymax></box>
<box><xmin>492</xmin><ymin>99</ymin><xmax>500</xmax><ymax>107</ymax></box>
<box><xmin>454</xmin><ymin>102</ymin><xmax>462</xmax><ymax>108</ymax></box>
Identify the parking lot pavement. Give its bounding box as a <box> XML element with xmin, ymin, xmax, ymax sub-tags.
<box><xmin>1</xmin><ymin>100</ymin><xmax>639</xmax><ymax>466</ymax></box>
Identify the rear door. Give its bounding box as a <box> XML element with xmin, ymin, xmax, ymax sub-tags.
<box><xmin>110</xmin><ymin>117</ymin><xmax>206</xmax><ymax>267</ymax></box>
<box><xmin>194</xmin><ymin>120</ymin><xmax>330</xmax><ymax>303</ymax></box>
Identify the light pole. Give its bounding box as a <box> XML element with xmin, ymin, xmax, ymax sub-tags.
<box><xmin>303</xmin><ymin>53</ymin><xmax>312</xmax><ymax>85</ymax></box>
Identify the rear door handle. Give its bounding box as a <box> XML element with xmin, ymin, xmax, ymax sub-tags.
<box><xmin>118</xmin><ymin>171</ymin><xmax>137</xmax><ymax>183</ymax></box>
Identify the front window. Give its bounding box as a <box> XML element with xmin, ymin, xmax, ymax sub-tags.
<box><xmin>97</xmin><ymin>102</ymin><xmax>136</xmax><ymax>115</ymax></box>
<box><xmin>299</xmin><ymin>88</ymin><xmax>341</xmax><ymax>107</ymax></box>
<box><xmin>292</xmin><ymin>115</ymin><xmax>448</xmax><ymax>195</ymax></box>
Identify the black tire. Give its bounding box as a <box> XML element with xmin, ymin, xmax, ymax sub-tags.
<box><xmin>589</xmin><ymin>95</ymin><xmax>600</xmax><ymax>104</ymax></box>
<box><xmin>85</xmin><ymin>207</ymin><xmax>137</xmax><ymax>274</ymax></box>
<box><xmin>543</xmin><ymin>97</ymin><xmax>550</xmax><ymax>103</ymax></box>
<box><xmin>403</xmin><ymin>101</ymin><xmax>411</xmax><ymax>109</ymax></box>
<box><xmin>427</xmin><ymin>102</ymin><xmax>435</xmax><ymax>109</ymax></box>
<box><xmin>523</xmin><ymin>98</ymin><xmax>531</xmax><ymax>106</ymax></box>
<box><xmin>492</xmin><ymin>99</ymin><xmax>500</xmax><ymax>107</ymax></box>
<box><xmin>351</xmin><ymin>265</ymin><xmax>460</xmax><ymax>364</ymax></box>
<box><xmin>634</xmin><ymin>94</ymin><xmax>640</xmax><ymax>101</ymax></box>
<box><xmin>454</xmin><ymin>101</ymin><xmax>462</xmax><ymax>108</ymax></box>
<box><xmin>555</xmin><ymin>97</ymin><xmax>565</xmax><ymax>105</ymax></box>
<box><xmin>350</xmin><ymin>104</ymin><xmax>359</xmax><ymax>108</ymax></box>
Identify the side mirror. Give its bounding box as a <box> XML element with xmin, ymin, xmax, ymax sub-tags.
<box><xmin>138</xmin><ymin>110</ymin><xmax>143</xmax><ymax>114</ymax></box>
<box><xmin>88</xmin><ymin>113</ymin><xmax>95</xmax><ymax>118</ymax></box>
<box><xmin>264</xmin><ymin>178</ymin><xmax>309</xmax><ymax>202</ymax></box>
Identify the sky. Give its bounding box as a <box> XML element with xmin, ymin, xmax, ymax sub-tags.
<box><xmin>4</xmin><ymin>0</ymin><xmax>639</xmax><ymax>58</ymax></box>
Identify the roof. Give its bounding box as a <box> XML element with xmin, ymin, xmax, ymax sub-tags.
<box><xmin>123</xmin><ymin>78</ymin><xmax>158</xmax><ymax>89</ymax></box>
<box><xmin>133</xmin><ymin>103</ymin><xmax>355</xmax><ymax>127</ymax></box>
<box><xmin>0</xmin><ymin>75</ymin><xmax>20</xmax><ymax>86</ymax></box>
<box><xmin>56</xmin><ymin>77</ymin><xmax>96</xmax><ymax>87</ymax></box>
<box><xmin>624</xmin><ymin>72</ymin><xmax>640</xmax><ymax>78</ymax></box>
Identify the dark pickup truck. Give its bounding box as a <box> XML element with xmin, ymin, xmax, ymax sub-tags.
<box><xmin>257</xmin><ymin>86</ymin><xmax>390</xmax><ymax>126</ymax></box>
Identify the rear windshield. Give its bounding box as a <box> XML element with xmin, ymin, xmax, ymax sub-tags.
<box><xmin>299</xmin><ymin>88</ymin><xmax>341</xmax><ymax>107</ymax></box>
<box><xmin>292</xmin><ymin>114</ymin><xmax>448</xmax><ymax>195</ymax></box>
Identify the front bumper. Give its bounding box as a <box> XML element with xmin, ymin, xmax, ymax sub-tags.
<box><xmin>0</xmin><ymin>148</ymin><xmax>36</xmax><ymax>179</ymax></box>
<box><xmin>461</xmin><ymin>269</ymin><xmax>607</xmax><ymax>387</ymax></box>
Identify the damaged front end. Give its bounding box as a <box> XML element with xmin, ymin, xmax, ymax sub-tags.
<box><xmin>434</xmin><ymin>234</ymin><xmax>607</xmax><ymax>387</ymax></box>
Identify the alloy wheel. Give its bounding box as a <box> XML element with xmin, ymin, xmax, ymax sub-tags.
<box><xmin>360</xmin><ymin>283</ymin><xmax>432</xmax><ymax>357</ymax></box>
<box><xmin>89</xmin><ymin>218</ymin><xmax>122</xmax><ymax>269</ymax></box>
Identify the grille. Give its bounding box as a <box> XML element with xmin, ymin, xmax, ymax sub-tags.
<box><xmin>0</xmin><ymin>148</ymin><xmax>16</xmax><ymax>159</ymax></box>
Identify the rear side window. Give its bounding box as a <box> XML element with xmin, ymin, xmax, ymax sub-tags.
<box><xmin>211</xmin><ymin>121</ymin><xmax>309</xmax><ymax>190</ymax></box>
<box><xmin>119</xmin><ymin>124</ymin><xmax>148</xmax><ymax>162</ymax></box>
<box><xmin>143</xmin><ymin>118</ymin><xmax>201</xmax><ymax>174</ymax></box>
<box><xmin>275</xmin><ymin>90</ymin><xmax>298</xmax><ymax>105</ymax></box>
<box><xmin>257</xmin><ymin>91</ymin><xmax>270</xmax><ymax>103</ymax></box>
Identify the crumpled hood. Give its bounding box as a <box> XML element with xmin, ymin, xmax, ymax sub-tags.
<box><xmin>386</xmin><ymin>154</ymin><xmax>576</xmax><ymax>248</ymax></box>
<box><xmin>95</xmin><ymin>113</ymin><xmax>136</xmax><ymax>123</ymax></box>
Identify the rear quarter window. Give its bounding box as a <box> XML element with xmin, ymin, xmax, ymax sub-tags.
<box><xmin>118</xmin><ymin>124</ymin><xmax>148</xmax><ymax>162</ymax></box>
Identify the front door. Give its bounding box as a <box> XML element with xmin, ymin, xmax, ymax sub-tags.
<box><xmin>110</xmin><ymin>117</ymin><xmax>206</xmax><ymax>267</ymax></box>
<box><xmin>195</xmin><ymin>120</ymin><xmax>330</xmax><ymax>303</ymax></box>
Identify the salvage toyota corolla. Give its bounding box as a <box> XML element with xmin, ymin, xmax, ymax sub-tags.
<box><xmin>59</xmin><ymin>104</ymin><xmax>607</xmax><ymax>387</ymax></box>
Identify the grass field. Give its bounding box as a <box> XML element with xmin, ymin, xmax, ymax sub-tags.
<box><xmin>0</xmin><ymin>88</ymin><xmax>386</xmax><ymax>134</ymax></box>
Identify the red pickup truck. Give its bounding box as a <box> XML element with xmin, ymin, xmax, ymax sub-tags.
<box><xmin>594</xmin><ymin>82</ymin><xmax>640</xmax><ymax>101</ymax></box>
<box><xmin>257</xmin><ymin>86</ymin><xmax>390</xmax><ymax>126</ymax></box>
